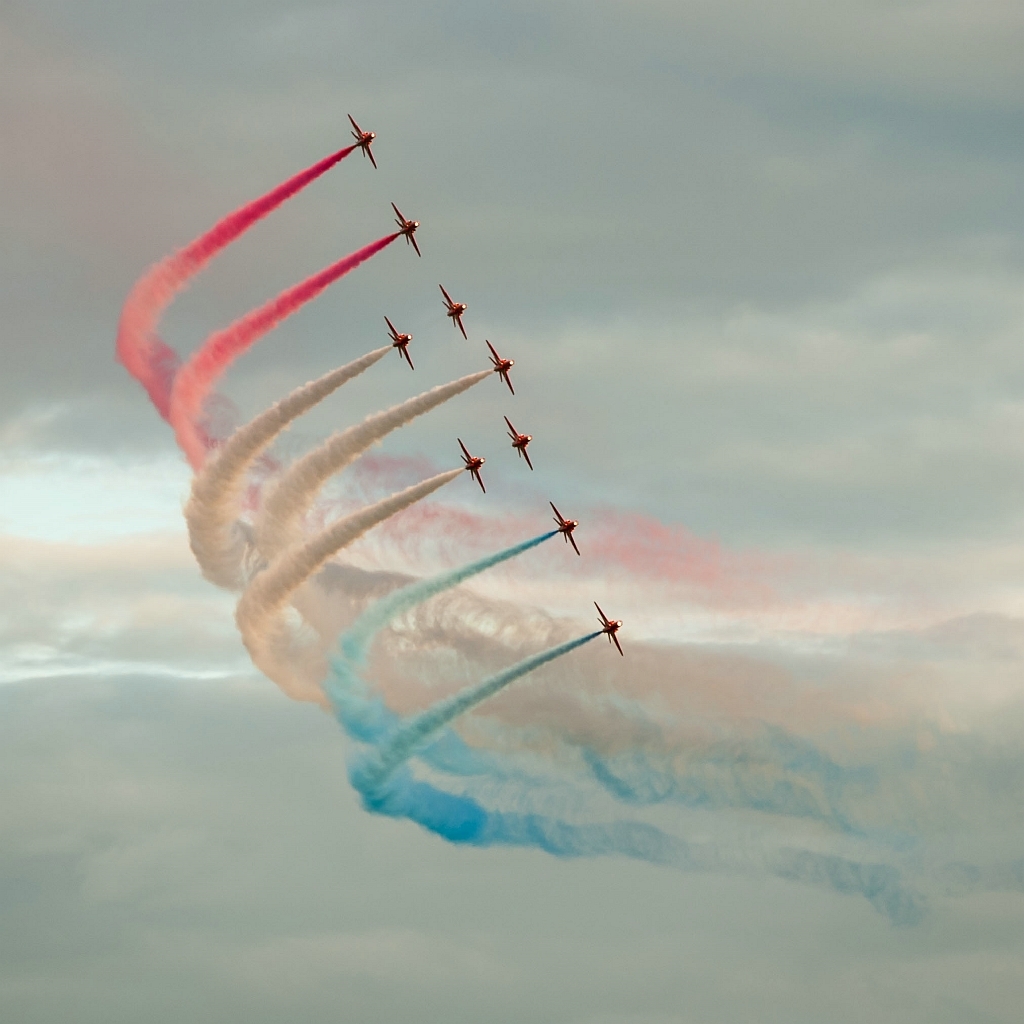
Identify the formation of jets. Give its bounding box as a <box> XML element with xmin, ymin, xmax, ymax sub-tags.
<box><xmin>551</xmin><ymin>502</ymin><xmax>580</xmax><ymax>556</ymax></box>
<box><xmin>355</xmin><ymin>115</ymin><xmax>623</xmax><ymax>653</ymax></box>
<box><xmin>458</xmin><ymin>439</ymin><xmax>486</xmax><ymax>493</ymax></box>
<box><xmin>486</xmin><ymin>341</ymin><xmax>515</xmax><ymax>395</ymax></box>
<box><xmin>348</xmin><ymin>114</ymin><xmax>377</xmax><ymax>169</ymax></box>
<box><xmin>595</xmin><ymin>603</ymin><xmax>624</xmax><ymax>656</ymax></box>
<box><xmin>505</xmin><ymin>417</ymin><xmax>533</xmax><ymax>470</ymax></box>
<box><xmin>392</xmin><ymin>203</ymin><xmax>421</xmax><ymax>257</ymax></box>
<box><xmin>440</xmin><ymin>285</ymin><xmax>468</xmax><ymax>339</ymax></box>
<box><xmin>384</xmin><ymin>316</ymin><xmax>414</xmax><ymax>370</ymax></box>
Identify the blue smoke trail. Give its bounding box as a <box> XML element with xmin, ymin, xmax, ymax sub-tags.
<box><xmin>356</xmin><ymin>769</ymin><xmax>925</xmax><ymax>925</ymax></box>
<box><xmin>326</xmin><ymin>529</ymin><xmax>557</xmax><ymax>747</ymax></box>
<box><xmin>581</xmin><ymin>731</ymin><xmax>875</xmax><ymax>839</ymax></box>
<box><xmin>321</xmin><ymin>535</ymin><xmax>926</xmax><ymax>925</ymax></box>
<box><xmin>335</xmin><ymin>529</ymin><xmax>558</xmax><ymax>670</ymax></box>
<box><xmin>352</xmin><ymin>631</ymin><xmax>602</xmax><ymax>792</ymax></box>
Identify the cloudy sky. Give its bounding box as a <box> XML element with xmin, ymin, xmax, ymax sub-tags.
<box><xmin>3</xmin><ymin>1</ymin><xmax>1024</xmax><ymax>1020</ymax></box>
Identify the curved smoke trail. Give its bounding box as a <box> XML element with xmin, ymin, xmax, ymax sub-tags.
<box><xmin>255</xmin><ymin>370</ymin><xmax>491</xmax><ymax>558</ymax></box>
<box><xmin>367</xmin><ymin>765</ymin><xmax>924</xmax><ymax>924</ymax></box>
<box><xmin>332</xmin><ymin>630</ymin><xmax>926</xmax><ymax>925</ymax></box>
<box><xmin>170</xmin><ymin>233</ymin><xmax>399</xmax><ymax>468</ymax></box>
<box><xmin>185</xmin><ymin>346</ymin><xmax>391</xmax><ymax>589</ymax></box>
<box><xmin>116</xmin><ymin>144</ymin><xmax>356</xmax><ymax>417</ymax></box>
<box><xmin>336</xmin><ymin>531</ymin><xmax>559</xmax><ymax>667</ymax></box>
<box><xmin>353</xmin><ymin>632</ymin><xmax>602</xmax><ymax>790</ymax></box>
<box><xmin>236</xmin><ymin>468</ymin><xmax>463</xmax><ymax>703</ymax></box>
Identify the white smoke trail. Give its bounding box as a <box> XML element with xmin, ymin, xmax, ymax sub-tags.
<box><xmin>255</xmin><ymin>371</ymin><xmax>490</xmax><ymax>559</ymax></box>
<box><xmin>184</xmin><ymin>347</ymin><xmax>390</xmax><ymax>589</ymax></box>
<box><xmin>236</xmin><ymin>469</ymin><xmax>463</xmax><ymax>704</ymax></box>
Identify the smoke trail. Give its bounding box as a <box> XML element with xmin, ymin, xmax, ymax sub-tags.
<box><xmin>359</xmin><ymin>766</ymin><xmax>923</xmax><ymax>922</ymax></box>
<box><xmin>353</xmin><ymin>632</ymin><xmax>602</xmax><ymax>790</ymax></box>
<box><xmin>116</xmin><ymin>145</ymin><xmax>356</xmax><ymax>417</ymax></box>
<box><xmin>332</xmin><ymin>635</ymin><xmax>926</xmax><ymax>924</ymax></box>
<box><xmin>341</xmin><ymin>531</ymin><xmax>558</xmax><ymax>657</ymax></box>
<box><xmin>170</xmin><ymin>233</ymin><xmax>399</xmax><ymax>468</ymax></box>
<box><xmin>235</xmin><ymin>469</ymin><xmax>462</xmax><ymax>703</ymax></box>
<box><xmin>185</xmin><ymin>346</ymin><xmax>391</xmax><ymax>589</ymax></box>
<box><xmin>255</xmin><ymin>370</ymin><xmax>491</xmax><ymax>558</ymax></box>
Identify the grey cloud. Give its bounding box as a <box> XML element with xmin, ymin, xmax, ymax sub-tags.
<box><xmin>4</xmin><ymin>1</ymin><xmax>1024</xmax><ymax>553</ymax></box>
<box><xmin>0</xmin><ymin>533</ymin><xmax>247</xmax><ymax>683</ymax></box>
<box><xmin>2</xmin><ymin>677</ymin><xmax>1024</xmax><ymax>1023</ymax></box>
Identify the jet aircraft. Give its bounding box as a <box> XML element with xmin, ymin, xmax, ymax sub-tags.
<box><xmin>384</xmin><ymin>316</ymin><xmax>414</xmax><ymax>370</ymax></box>
<box><xmin>391</xmin><ymin>203</ymin><xmax>421</xmax><ymax>256</ymax></box>
<box><xmin>505</xmin><ymin>417</ymin><xmax>533</xmax><ymax>470</ymax></box>
<box><xmin>486</xmin><ymin>341</ymin><xmax>515</xmax><ymax>395</ymax></box>
<box><xmin>440</xmin><ymin>285</ymin><xmax>468</xmax><ymax>339</ymax></box>
<box><xmin>550</xmin><ymin>502</ymin><xmax>580</xmax><ymax>555</ymax></box>
<box><xmin>458</xmin><ymin>439</ymin><xmax>486</xmax><ymax>493</ymax></box>
<box><xmin>347</xmin><ymin>114</ymin><xmax>377</xmax><ymax>168</ymax></box>
<box><xmin>595</xmin><ymin>602</ymin><xmax>624</xmax><ymax>655</ymax></box>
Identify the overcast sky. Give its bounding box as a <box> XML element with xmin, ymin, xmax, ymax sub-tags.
<box><xmin>2</xmin><ymin>1</ymin><xmax>1024</xmax><ymax>1021</ymax></box>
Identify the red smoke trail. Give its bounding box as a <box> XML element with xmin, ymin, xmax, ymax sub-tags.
<box><xmin>115</xmin><ymin>144</ymin><xmax>357</xmax><ymax>418</ymax></box>
<box><xmin>169</xmin><ymin>233</ymin><xmax>400</xmax><ymax>469</ymax></box>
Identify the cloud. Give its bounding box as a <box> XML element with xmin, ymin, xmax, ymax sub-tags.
<box><xmin>0</xmin><ymin>532</ymin><xmax>247</xmax><ymax>684</ymax></box>
<box><xmin>1</xmin><ymin>676</ymin><xmax>1022</xmax><ymax>1023</ymax></box>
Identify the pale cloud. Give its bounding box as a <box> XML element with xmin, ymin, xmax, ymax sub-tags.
<box><xmin>2</xmin><ymin>0</ymin><xmax>1024</xmax><ymax>1017</ymax></box>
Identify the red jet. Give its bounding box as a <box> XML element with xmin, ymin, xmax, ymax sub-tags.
<box><xmin>550</xmin><ymin>502</ymin><xmax>580</xmax><ymax>555</ymax></box>
<box><xmin>391</xmin><ymin>203</ymin><xmax>421</xmax><ymax>256</ymax></box>
<box><xmin>595</xmin><ymin>602</ymin><xmax>624</xmax><ymax>655</ymax></box>
<box><xmin>486</xmin><ymin>341</ymin><xmax>515</xmax><ymax>395</ymax></box>
<box><xmin>458</xmin><ymin>439</ymin><xmax>486</xmax><ymax>493</ymax></box>
<box><xmin>440</xmin><ymin>285</ymin><xmax>468</xmax><ymax>339</ymax></box>
<box><xmin>348</xmin><ymin>114</ymin><xmax>377</xmax><ymax>169</ymax></box>
<box><xmin>505</xmin><ymin>417</ymin><xmax>533</xmax><ymax>470</ymax></box>
<box><xmin>384</xmin><ymin>316</ymin><xmax>414</xmax><ymax>370</ymax></box>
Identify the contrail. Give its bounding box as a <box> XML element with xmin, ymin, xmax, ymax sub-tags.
<box><xmin>235</xmin><ymin>468</ymin><xmax>462</xmax><ymax>703</ymax></box>
<box><xmin>255</xmin><ymin>370</ymin><xmax>492</xmax><ymax>558</ymax></box>
<box><xmin>353</xmin><ymin>632</ymin><xmax>603</xmax><ymax>790</ymax></box>
<box><xmin>170</xmin><ymin>233</ymin><xmax>399</xmax><ymax>468</ymax></box>
<box><xmin>116</xmin><ymin>144</ymin><xmax>356</xmax><ymax>418</ymax></box>
<box><xmin>185</xmin><ymin>346</ymin><xmax>391</xmax><ymax>589</ymax></box>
